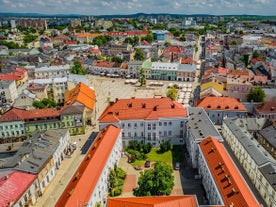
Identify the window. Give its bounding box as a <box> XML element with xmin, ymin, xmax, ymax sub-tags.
<box><xmin>153</xmin><ymin>123</ymin><xmax>156</xmax><ymax>130</ymax></box>
<box><xmin>164</xmin><ymin>122</ymin><xmax>167</xmax><ymax>126</ymax></box>
<box><xmin>122</xmin><ymin>123</ymin><xmax>125</xmax><ymax>128</ymax></box>
<box><xmin>128</xmin><ymin>132</ymin><xmax>131</xmax><ymax>137</ymax></box>
<box><xmin>148</xmin><ymin>133</ymin><xmax>151</xmax><ymax>140</ymax></box>
<box><xmin>148</xmin><ymin>124</ymin><xmax>151</xmax><ymax>130</ymax></box>
<box><xmin>128</xmin><ymin>123</ymin><xmax>131</xmax><ymax>128</ymax></box>
<box><xmin>169</xmin><ymin>122</ymin><xmax>172</xmax><ymax>126</ymax></box>
<box><xmin>122</xmin><ymin>132</ymin><xmax>125</xmax><ymax>137</ymax></box>
<box><xmin>141</xmin><ymin>132</ymin><xmax>144</xmax><ymax>137</ymax></box>
<box><xmin>164</xmin><ymin>131</ymin><xmax>167</xmax><ymax>136</ymax></box>
<box><xmin>140</xmin><ymin>123</ymin><xmax>143</xmax><ymax>127</ymax></box>
<box><xmin>159</xmin><ymin>122</ymin><xmax>162</xmax><ymax>126</ymax></box>
<box><xmin>168</xmin><ymin>131</ymin><xmax>172</xmax><ymax>136</ymax></box>
<box><xmin>134</xmin><ymin>123</ymin><xmax>137</xmax><ymax>128</ymax></box>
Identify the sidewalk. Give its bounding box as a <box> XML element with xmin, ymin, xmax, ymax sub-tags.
<box><xmin>32</xmin><ymin>126</ymin><xmax>94</xmax><ymax>207</ymax></box>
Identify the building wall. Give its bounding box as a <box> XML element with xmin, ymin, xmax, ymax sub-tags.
<box><xmin>0</xmin><ymin>121</ymin><xmax>26</xmax><ymax>142</ymax></box>
<box><xmin>0</xmin><ymin>80</ymin><xmax>18</xmax><ymax>104</ymax></box>
<box><xmin>206</xmin><ymin>110</ymin><xmax>246</xmax><ymax>125</ymax></box>
<box><xmin>15</xmin><ymin>179</ymin><xmax>40</xmax><ymax>207</ymax></box>
<box><xmin>104</xmin><ymin>118</ymin><xmax>187</xmax><ymax>147</ymax></box>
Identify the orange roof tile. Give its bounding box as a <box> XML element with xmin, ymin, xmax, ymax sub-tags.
<box><xmin>55</xmin><ymin>125</ymin><xmax>121</xmax><ymax>207</ymax></box>
<box><xmin>199</xmin><ymin>137</ymin><xmax>261</xmax><ymax>207</ymax></box>
<box><xmin>99</xmin><ymin>98</ymin><xmax>187</xmax><ymax>123</ymax></box>
<box><xmin>94</xmin><ymin>60</ymin><xmax>115</xmax><ymax>68</ymax></box>
<box><xmin>64</xmin><ymin>82</ymin><xmax>95</xmax><ymax>111</ymax></box>
<box><xmin>227</xmin><ymin>69</ymin><xmax>249</xmax><ymax>76</ymax></box>
<box><xmin>107</xmin><ymin>196</ymin><xmax>198</xmax><ymax>207</ymax></box>
<box><xmin>196</xmin><ymin>96</ymin><xmax>246</xmax><ymax>111</ymax></box>
<box><xmin>75</xmin><ymin>33</ymin><xmax>102</xmax><ymax>38</ymax></box>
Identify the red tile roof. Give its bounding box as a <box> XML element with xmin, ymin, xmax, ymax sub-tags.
<box><xmin>99</xmin><ymin>98</ymin><xmax>187</xmax><ymax>123</ymax></box>
<box><xmin>107</xmin><ymin>196</ymin><xmax>198</xmax><ymax>207</ymax></box>
<box><xmin>55</xmin><ymin>125</ymin><xmax>121</xmax><ymax>207</ymax></box>
<box><xmin>0</xmin><ymin>107</ymin><xmax>61</xmax><ymax>123</ymax></box>
<box><xmin>254</xmin><ymin>101</ymin><xmax>276</xmax><ymax>114</ymax></box>
<box><xmin>0</xmin><ymin>171</ymin><xmax>36</xmax><ymax>206</ymax></box>
<box><xmin>227</xmin><ymin>69</ymin><xmax>249</xmax><ymax>77</ymax></box>
<box><xmin>217</xmin><ymin>67</ymin><xmax>229</xmax><ymax>75</ymax></box>
<box><xmin>0</xmin><ymin>67</ymin><xmax>27</xmax><ymax>81</ymax></box>
<box><xmin>164</xmin><ymin>46</ymin><xmax>184</xmax><ymax>53</ymax></box>
<box><xmin>64</xmin><ymin>82</ymin><xmax>95</xmax><ymax>111</ymax></box>
<box><xmin>93</xmin><ymin>60</ymin><xmax>115</xmax><ymax>68</ymax></box>
<box><xmin>199</xmin><ymin>137</ymin><xmax>261</xmax><ymax>207</ymax></box>
<box><xmin>196</xmin><ymin>96</ymin><xmax>246</xmax><ymax>111</ymax></box>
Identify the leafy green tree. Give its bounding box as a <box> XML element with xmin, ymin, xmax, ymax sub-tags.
<box><xmin>159</xmin><ymin>141</ymin><xmax>172</xmax><ymax>153</ymax></box>
<box><xmin>151</xmin><ymin>57</ymin><xmax>158</xmax><ymax>62</ymax></box>
<box><xmin>164</xmin><ymin>42</ymin><xmax>171</xmax><ymax>47</ymax></box>
<box><xmin>23</xmin><ymin>34</ymin><xmax>38</xmax><ymax>44</ymax></box>
<box><xmin>142</xmin><ymin>33</ymin><xmax>154</xmax><ymax>43</ymax></box>
<box><xmin>70</xmin><ymin>61</ymin><xmax>87</xmax><ymax>75</ymax></box>
<box><xmin>143</xmin><ymin>143</ymin><xmax>153</xmax><ymax>154</ymax></box>
<box><xmin>139</xmin><ymin>67</ymin><xmax>146</xmax><ymax>87</ymax></box>
<box><xmin>133</xmin><ymin>161</ymin><xmax>174</xmax><ymax>196</ymax></box>
<box><xmin>111</xmin><ymin>56</ymin><xmax>123</xmax><ymax>63</ymax></box>
<box><xmin>134</xmin><ymin>48</ymin><xmax>145</xmax><ymax>61</ymax></box>
<box><xmin>33</xmin><ymin>98</ymin><xmax>57</xmax><ymax>109</ymax></box>
<box><xmin>166</xmin><ymin>86</ymin><xmax>177</xmax><ymax>101</ymax></box>
<box><xmin>247</xmin><ymin>86</ymin><xmax>265</xmax><ymax>102</ymax></box>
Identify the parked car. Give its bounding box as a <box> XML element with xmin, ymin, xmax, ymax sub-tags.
<box><xmin>174</xmin><ymin>162</ymin><xmax>180</xmax><ymax>170</ymax></box>
<box><xmin>144</xmin><ymin>160</ymin><xmax>150</xmax><ymax>168</ymax></box>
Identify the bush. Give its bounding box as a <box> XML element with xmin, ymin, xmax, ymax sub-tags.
<box><xmin>143</xmin><ymin>143</ymin><xmax>153</xmax><ymax>154</ymax></box>
<box><xmin>116</xmin><ymin>168</ymin><xmax>126</xmax><ymax>179</ymax></box>
<box><xmin>159</xmin><ymin>141</ymin><xmax>172</xmax><ymax>153</ymax></box>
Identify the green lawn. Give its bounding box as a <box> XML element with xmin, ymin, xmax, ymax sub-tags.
<box><xmin>131</xmin><ymin>148</ymin><xmax>173</xmax><ymax>167</ymax></box>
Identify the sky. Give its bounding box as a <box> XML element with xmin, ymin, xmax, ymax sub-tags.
<box><xmin>0</xmin><ymin>0</ymin><xmax>275</xmax><ymax>16</ymax></box>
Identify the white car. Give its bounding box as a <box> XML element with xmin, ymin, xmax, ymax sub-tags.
<box><xmin>174</xmin><ymin>162</ymin><xmax>180</xmax><ymax>170</ymax></box>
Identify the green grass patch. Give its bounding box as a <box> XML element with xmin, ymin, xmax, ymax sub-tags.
<box><xmin>131</xmin><ymin>148</ymin><xmax>173</xmax><ymax>167</ymax></box>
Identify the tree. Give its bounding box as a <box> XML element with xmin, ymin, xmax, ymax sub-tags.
<box><xmin>166</xmin><ymin>86</ymin><xmax>177</xmax><ymax>101</ymax></box>
<box><xmin>23</xmin><ymin>34</ymin><xmax>38</xmax><ymax>44</ymax></box>
<box><xmin>70</xmin><ymin>61</ymin><xmax>87</xmax><ymax>75</ymax></box>
<box><xmin>164</xmin><ymin>41</ymin><xmax>171</xmax><ymax>47</ymax></box>
<box><xmin>33</xmin><ymin>98</ymin><xmax>57</xmax><ymax>109</ymax></box>
<box><xmin>134</xmin><ymin>48</ymin><xmax>145</xmax><ymax>61</ymax></box>
<box><xmin>133</xmin><ymin>161</ymin><xmax>174</xmax><ymax>196</ymax></box>
<box><xmin>159</xmin><ymin>141</ymin><xmax>172</xmax><ymax>153</ymax></box>
<box><xmin>138</xmin><ymin>67</ymin><xmax>146</xmax><ymax>87</ymax></box>
<box><xmin>247</xmin><ymin>86</ymin><xmax>265</xmax><ymax>103</ymax></box>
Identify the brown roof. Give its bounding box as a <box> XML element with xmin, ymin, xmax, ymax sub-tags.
<box><xmin>254</xmin><ymin>101</ymin><xmax>276</xmax><ymax>114</ymax></box>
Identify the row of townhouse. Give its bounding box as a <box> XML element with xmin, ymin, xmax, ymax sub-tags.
<box><xmin>0</xmin><ymin>129</ymin><xmax>70</xmax><ymax>206</ymax></box>
<box><xmin>0</xmin><ymin>82</ymin><xmax>95</xmax><ymax>142</ymax></box>
<box><xmin>222</xmin><ymin>117</ymin><xmax>276</xmax><ymax>207</ymax></box>
<box><xmin>87</xmin><ymin>60</ymin><xmax>196</xmax><ymax>82</ymax></box>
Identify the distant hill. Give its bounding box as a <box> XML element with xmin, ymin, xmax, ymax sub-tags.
<box><xmin>0</xmin><ymin>12</ymin><xmax>275</xmax><ymax>19</ymax></box>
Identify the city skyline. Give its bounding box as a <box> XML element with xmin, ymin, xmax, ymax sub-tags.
<box><xmin>0</xmin><ymin>0</ymin><xmax>276</xmax><ymax>16</ymax></box>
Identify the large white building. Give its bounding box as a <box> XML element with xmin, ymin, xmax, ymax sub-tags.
<box><xmin>0</xmin><ymin>80</ymin><xmax>18</xmax><ymax>106</ymax></box>
<box><xmin>34</xmin><ymin>65</ymin><xmax>70</xmax><ymax>79</ymax></box>
<box><xmin>198</xmin><ymin>136</ymin><xmax>262</xmax><ymax>207</ymax></box>
<box><xmin>56</xmin><ymin>125</ymin><xmax>122</xmax><ymax>207</ymax></box>
<box><xmin>98</xmin><ymin>97</ymin><xmax>188</xmax><ymax>147</ymax></box>
<box><xmin>222</xmin><ymin>118</ymin><xmax>276</xmax><ymax>207</ymax></box>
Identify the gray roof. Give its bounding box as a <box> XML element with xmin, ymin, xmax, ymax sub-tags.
<box><xmin>187</xmin><ymin>107</ymin><xmax>222</xmax><ymax>142</ymax></box>
<box><xmin>68</xmin><ymin>74</ymin><xmax>88</xmax><ymax>85</ymax></box>
<box><xmin>259</xmin><ymin>125</ymin><xmax>276</xmax><ymax>149</ymax></box>
<box><xmin>1</xmin><ymin>129</ymin><xmax>68</xmax><ymax>174</ymax></box>
<box><xmin>224</xmin><ymin>118</ymin><xmax>272</xmax><ymax>166</ymax></box>
<box><xmin>259</xmin><ymin>163</ymin><xmax>276</xmax><ymax>191</ymax></box>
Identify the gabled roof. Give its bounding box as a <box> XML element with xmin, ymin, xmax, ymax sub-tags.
<box><xmin>0</xmin><ymin>171</ymin><xmax>36</xmax><ymax>206</ymax></box>
<box><xmin>0</xmin><ymin>107</ymin><xmax>61</xmax><ymax>123</ymax></box>
<box><xmin>107</xmin><ymin>196</ymin><xmax>198</xmax><ymax>207</ymax></box>
<box><xmin>0</xmin><ymin>67</ymin><xmax>27</xmax><ymax>81</ymax></box>
<box><xmin>64</xmin><ymin>82</ymin><xmax>95</xmax><ymax>111</ymax></box>
<box><xmin>199</xmin><ymin>137</ymin><xmax>261</xmax><ymax>207</ymax></box>
<box><xmin>201</xmin><ymin>82</ymin><xmax>224</xmax><ymax>94</ymax></box>
<box><xmin>56</xmin><ymin>125</ymin><xmax>121</xmax><ymax>207</ymax></box>
<box><xmin>99</xmin><ymin>98</ymin><xmax>187</xmax><ymax>123</ymax></box>
<box><xmin>196</xmin><ymin>96</ymin><xmax>246</xmax><ymax>111</ymax></box>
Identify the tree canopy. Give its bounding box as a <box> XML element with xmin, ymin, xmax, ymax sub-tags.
<box><xmin>138</xmin><ymin>67</ymin><xmax>146</xmax><ymax>87</ymax></box>
<box><xmin>70</xmin><ymin>61</ymin><xmax>86</xmax><ymax>75</ymax></box>
<box><xmin>247</xmin><ymin>86</ymin><xmax>265</xmax><ymax>102</ymax></box>
<box><xmin>134</xmin><ymin>48</ymin><xmax>145</xmax><ymax>61</ymax></box>
<box><xmin>166</xmin><ymin>86</ymin><xmax>177</xmax><ymax>101</ymax></box>
<box><xmin>33</xmin><ymin>98</ymin><xmax>57</xmax><ymax>109</ymax></box>
<box><xmin>133</xmin><ymin>161</ymin><xmax>174</xmax><ymax>196</ymax></box>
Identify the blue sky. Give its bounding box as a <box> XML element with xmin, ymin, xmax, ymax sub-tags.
<box><xmin>0</xmin><ymin>0</ymin><xmax>275</xmax><ymax>15</ymax></box>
